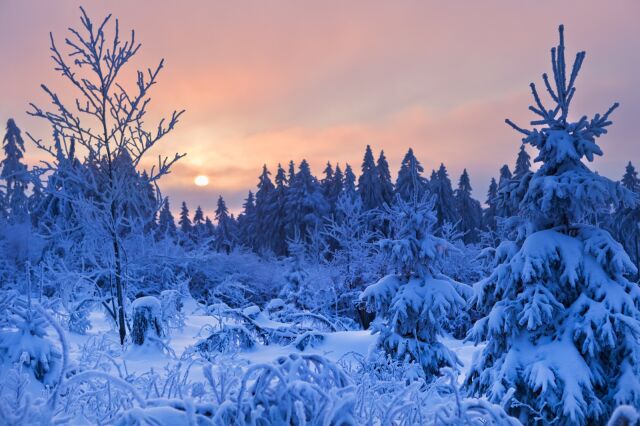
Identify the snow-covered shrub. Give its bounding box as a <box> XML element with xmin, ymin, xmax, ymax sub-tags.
<box><xmin>195</xmin><ymin>325</ymin><xmax>256</xmax><ymax>357</ymax></box>
<box><xmin>433</xmin><ymin>368</ymin><xmax>521</xmax><ymax>425</ymax></box>
<box><xmin>361</xmin><ymin>195</ymin><xmax>467</xmax><ymax>377</ymax></box>
<box><xmin>279</xmin><ymin>237</ymin><xmax>309</xmax><ymax>309</ymax></box>
<box><xmin>130</xmin><ymin>296</ymin><xmax>164</xmax><ymax>346</ymax></box>
<box><xmin>68</xmin><ymin>300</ymin><xmax>92</xmax><ymax>335</ymax></box>
<box><xmin>160</xmin><ymin>289</ymin><xmax>185</xmax><ymax>331</ymax></box>
<box><xmin>216</xmin><ymin>353</ymin><xmax>355</xmax><ymax>425</ymax></box>
<box><xmin>292</xmin><ymin>331</ymin><xmax>326</xmax><ymax>351</ymax></box>
<box><xmin>0</xmin><ymin>298</ymin><xmax>62</xmax><ymax>385</ymax></box>
<box><xmin>607</xmin><ymin>406</ymin><xmax>639</xmax><ymax>426</ymax></box>
<box><xmin>467</xmin><ymin>26</ymin><xmax>640</xmax><ymax>425</ymax></box>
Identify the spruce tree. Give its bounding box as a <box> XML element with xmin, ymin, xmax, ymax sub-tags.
<box><xmin>482</xmin><ymin>177</ymin><xmax>498</xmax><ymax>232</ymax></box>
<box><xmin>321</xmin><ymin>161</ymin><xmax>339</xmax><ymax>214</ymax></box>
<box><xmin>513</xmin><ymin>144</ymin><xmax>531</xmax><ymax>180</ymax></box>
<box><xmin>467</xmin><ymin>26</ymin><xmax>640</xmax><ymax>424</ymax></box>
<box><xmin>1</xmin><ymin>119</ymin><xmax>30</xmax><ymax>222</ymax></box>
<box><xmin>622</xmin><ymin>161</ymin><xmax>639</xmax><ymax>193</ymax></box>
<box><xmin>343</xmin><ymin>164</ymin><xmax>357</xmax><ymax>200</ymax></box>
<box><xmin>454</xmin><ymin>169</ymin><xmax>482</xmax><ymax>244</ymax></box>
<box><xmin>613</xmin><ymin>162</ymin><xmax>640</xmax><ymax>279</ymax></box>
<box><xmin>430</xmin><ymin>163</ymin><xmax>457</xmax><ymax>229</ymax></box>
<box><xmin>285</xmin><ymin>160</ymin><xmax>327</xmax><ymax>241</ymax></box>
<box><xmin>362</xmin><ymin>195</ymin><xmax>467</xmax><ymax>377</ymax></box>
<box><xmin>156</xmin><ymin>197</ymin><xmax>177</xmax><ymax>241</ymax></box>
<box><xmin>255</xmin><ymin>165</ymin><xmax>275</xmax><ymax>252</ymax></box>
<box><xmin>214</xmin><ymin>195</ymin><xmax>234</xmax><ymax>254</ymax></box>
<box><xmin>377</xmin><ymin>150</ymin><xmax>394</xmax><ymax>206</ymax></box>
<box><xmin>193</xmin><ymin>206</ymin><xmax>204</xmax><ymax>226</ymax></box>
<box><xmin>358</xmin><ymin>145</ymin><xmax>383</xmax><ymax>210</ymax></box>
<box><xmin>330</xmin><ymin>164</ymin><xmax>345</xmax><ymax>208</ymax></box>
<box><xmin>238</xmin><ymin>191</ymin><xmax>257</xmax><ymax>249</ymax></box>
<box><xmin>269</xmin><ymin>164</ymin><xmax>289</xmax><ymax>256</ymax></box>
<box><xmin>178</xmin><ymin>201</ymin><xmax>192</xmax><ymax>235</ymax></box>
<box><xmin>395</xmin><ymin>148</ymin><xmax>426</xmax><ymax>202</ymax></box>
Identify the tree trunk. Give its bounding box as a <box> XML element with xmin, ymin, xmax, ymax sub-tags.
<box><xmin>113</xmin><ymin>235</ymin><xmax>126</xmax><ymax>345</ymax></box>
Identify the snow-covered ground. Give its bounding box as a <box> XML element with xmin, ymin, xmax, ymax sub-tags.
<box><xmin>66</xmin><ymin>298</ymin><xmax>481</xmax><ymax>385</ymax></box>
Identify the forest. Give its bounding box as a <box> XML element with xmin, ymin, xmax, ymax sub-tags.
<box><xmin>0</xmin><ymin>7</ymin><xmax>639</xmax><ymax>426</ymax></box>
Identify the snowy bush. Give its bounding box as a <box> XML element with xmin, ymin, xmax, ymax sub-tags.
<box><xmin>216</xmin><ymin>353</ymin><xmax>355</xmax><ymax>425</ymax></box>
<box><xmin>130</xmin><ymin>296</ymin><xmax>165</xmax><ymax>346</ymax></box>
<box><xmin>0</xmin><ymin>299</ymin><xmax>62</xmax><ymax>385</ymax></box>
<box><xmin>361</xmin><ymin>195</ymin><xmax>467</xmax><ymax>377</ymax></box>
<box><xmin>467</xmin><ymin>26</ymin><xmax>640</xmax><ymax>425</ymax></box>
<box><xmin>194</xmin><ymin>325</ymin><xmax>256</xmax><ymax>357</ymax></box>
<box><xmin>608</xmin><ymin>406</ymin><xmax>639</xmax><ymax>426</ymax></box>
<box><xmin>160</xmin><ymin>289</ymin><xmax>185</xmax><ymax>331</ymax></box>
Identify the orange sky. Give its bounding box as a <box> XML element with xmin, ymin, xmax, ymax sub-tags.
<box><xmin>1</xmin><ymin>1</ymin><xmax>639</xmax><ymax>215</ymax></box>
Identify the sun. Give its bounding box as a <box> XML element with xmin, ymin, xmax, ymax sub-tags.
<box><xmin>194</xmin><ymin>175</ymin><xmax>209</xmax><ymax>187</ymax></box>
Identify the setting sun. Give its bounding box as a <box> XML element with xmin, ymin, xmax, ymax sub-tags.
<box><xmin>194</xmin><ymin>175</ymin><xmax>209</xmax><ymax>187</ymax></box>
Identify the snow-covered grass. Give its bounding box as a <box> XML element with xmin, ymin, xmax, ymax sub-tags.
<box><xmin>0</xmin><ymin>294</ymin><xmax>496</xmax><ymax>425</ymax></box>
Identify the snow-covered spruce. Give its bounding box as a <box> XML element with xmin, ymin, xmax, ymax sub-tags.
<box><xmin>0</xmin><ymin>297</ymin><xmax>62</xmax><ymax>385</ymax></box>
<box><xmin>361</xmin><ymin>195</ymin><xmax>467</xmax><ymax>377</ymax></box>
<box><xmin>466</xmin><ymin>26</ymin><xmax>640</xmax><ymax>424</ymax></box>
<box><xmin>130</xmin><ymin>296</ymin><xmax>165</xmax><ymax>346</ymax></box>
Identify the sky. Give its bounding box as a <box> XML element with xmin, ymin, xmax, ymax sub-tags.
<box><xmin>1</xmin><ymin>1</ymin><xmax>639</xmax><ymax>216</ymax></box>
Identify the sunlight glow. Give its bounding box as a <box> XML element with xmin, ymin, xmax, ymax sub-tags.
<box><xmin>194</xmin><ymin>175</ymin><xmax>209</xmax><ymax>186</ymax></box>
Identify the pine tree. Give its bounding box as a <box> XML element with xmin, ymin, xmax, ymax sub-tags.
<box><xmin>178</xmin><ymin>201</ymin><xmax>192</xmax><ymax>235</ymax></box>
<box><xmin>285</xmin><ymin>160</ymin><xmax>327</xmax><ymax>241</ymax></box>
<box><xmin>214</xmin><ymin>195</ymin><xmax>235</xmax><ymax>254</ymax></box>
<box><xmin>204</xmin><ymin>216</ymin><xmax>215</xmax><ymax>239</ymax></box>
<box><xmin>269</xmin><ymin>164</ymin><xmax>289</xmax><ymax>256</ymax></box>
<box><xmin>361</xmin><ymin>195</ymin><xmax>467</xmax><ymax>377</ymax></box>
<box><xmin>287</xmin><ymin>160</ymin><xmax>296</xmax><ymax>186</ymax></box>
<box><xmin>156</xmin><ymin>197</ymin><xmax>177</xmax><ymax>240</ymax></box>
<box><xmin>467</xmin><ymin>26</ymin><xmax>640</xmax><ymax>424</ymax></box>
<box><xmin>454</xmin><ymin>169</ymin><xmax>482</xmax><ymax>244</ymax></box>
<box><xmin>612</xmin><ymin>162</ymin><xmax>640</xmax><ymax>279</ymax></box>
<box><xmin>395</xmin><ymin>148</ymin><xmax>426</xmax><ymax>202</ymax></box>
<box><xmin>255</xmin><ymin>165</ymin><xmax>276</xmax><ymax>252</ymax></box>
<box><xmin>513</xmin><ymin>144</ymin><xmax>531</xmax><ymax>180</ymax></box>
<box><xmin>358</xmin><ymin>145</ymin><xmax>384</xmax><ymax>210</ymax></box>
<box><xmin>321</xmin><ymin>161</ymin><xmax>339</xmax><ymax>214</ymax></box>
<box><xmin>495</xmin><ymin>164</ymin><xmax>513</xmax><ymax>219</ymax></box>
<box><xmin>193</xmin><ymin>206</ymin><xmax>204</xmax><ymax>226</ymax></box>
<box><xmin>192</xmin><ymin>205</ymin><xmax>204</xmax><ymax>242</ymax></box>
<box><xmin>330</xmin><ymin>164</ymin><xmax>345</xmax><ymax>208</ymax></box>
<box><xmin>343</xmin><ymin>164</ymin><xmax>357</xmax><ymax>200</ymax></box>
<box><xmin>377</xmin><ymin>150</ymin><xmax>394</xmax><ymax>206</ymax></box>
<box><xmin>430</xmin><ymin>163</ymin><xmax>457</xmax><ymax>229</ymax></box>
<box><xmin>238</xmin><ymin>191</ymin><xmax>257</xmax><ymax>248</ymax></box>
<box><xmin>622</xmin><ymin>161</ymin><xmax>639</xmax><ymax>193</ymax></box>
<box><xmin>1</xmin><ymin>119</ymin><xmax>30</xmax><ymax>222</ymax></box>
<box><xmin>482</xmin><ymin>178</ymin><xmax>498</xmax><ymax>232</ymax></box>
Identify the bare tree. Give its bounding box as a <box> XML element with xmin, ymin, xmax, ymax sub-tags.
<box><xmin>28</xmin><ymin>7</ymin><xmax>185</xmax><ymax>344</ymax></box>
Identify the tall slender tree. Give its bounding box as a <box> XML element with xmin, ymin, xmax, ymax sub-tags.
<box><xmin>395</xmin><ymin>148</ymin><xmax>426</xmax><ymax>202</ymax></box>
<box><xmin>430</xmin><ymin>163</ymin><xmax>457</xmax><ymax>229</ymax></box>
<box><xmin>156</xmin><ymin>197</ymin><xmax>177</xmax><ymax>241</ymax></box>
<box><xmin>482</xmin><ymin>177</ymin><xmax>498</xmax><ymax>232</ymax></box>
<box><xmin>377</xmin><ymin>150</ymin><xmax>394</xmax><ymax>206</ymax></box>
<box><xmin>214</xmin><ymin>195</ymin><xmax>234</xmax><ymax>254</ymax></box>
<box><xmin>454</xmin><ymin>169</ymin><xmax>482</xmax><ymax>244</ymax></box>
<box><xmin>1</xmin><ymin>119</ymin><xmax>30</xmax><ymax>221</ymax></box>
<box><xmin>28</xmin><ymin>8</ymin><xmax>184</xmax><ymax>344</ymax></box>
<box><xmin>343</xmin><ymin>164</ymin><xmax>357</xmax><ymax>200</ymax></box>
<box><xmin>358</xmin><ymin>145</ymin><xmax>383</xmax><ymax>210</ymax></box>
